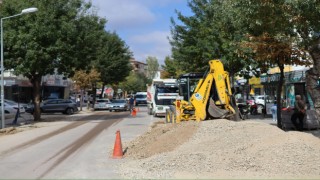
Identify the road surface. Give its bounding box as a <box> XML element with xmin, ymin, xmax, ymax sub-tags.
<box><xmin>0</xmin><ymin>107</ymin><xmax>157</xmax><ymax>179</ymax></box>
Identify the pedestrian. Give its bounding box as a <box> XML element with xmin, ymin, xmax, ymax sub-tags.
<box><xmin>128</xmin><ymin>95</ymin><xmax>135</xmax><ymax>112</ymax></box>
<box><xmin>290</xmin><ymin>95</ymin><xmax>306</xmax><ymax>131</ymax></box>
<box><xmin>271</xmin><ymin>101</ymin><xmax>277</xmax><ymax>122</ymax></box>
<box><xmin>76</xmin><ymin>95</ymin><xmax>81</xmax><ymax>107</ymax></box>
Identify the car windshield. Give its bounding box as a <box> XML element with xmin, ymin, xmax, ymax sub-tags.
<box><xmin>5</xmin><ymin>101</ymin><xmax>16</xmax><ymax>106</ymax></box>
<box><xmin>112</xmin><ymin>100</ymin><xmax>126</xmax><ymax>103</ymax></box>
<box><xmin>135</xmin><ymin>94</ymin><xmax>146</xmax><ymax>98</ymax></box>
<box><xmin>97</xmin><ymin>99</ymin><xmax>109</xmax><ymax>103</ymax></box>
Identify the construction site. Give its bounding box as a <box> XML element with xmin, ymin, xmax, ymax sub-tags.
<box><xmin>116</xmin><ymin>115</ymin><xmax>320</xmax><ymax>179</ymax></box>
<box><xmin>0</xmin><ymin>60</ymin><xmax>319</xmax><ymax>179</ymax></box>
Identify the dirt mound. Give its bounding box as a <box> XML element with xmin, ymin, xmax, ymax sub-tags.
<box><xmin>119</xmin><ymin>119</ymin><xmax>320</xmax><ymax>179</ymax></box>
<box><xmin>123</xmin><ymin>121</ymin><xmax>199</xmax><ymax>159</ymax></box>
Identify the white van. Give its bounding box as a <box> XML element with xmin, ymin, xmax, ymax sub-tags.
<box><xmin>135</xmin><ymin>92</ymin><xmax>147</xmax><ymax>106</ymax></box>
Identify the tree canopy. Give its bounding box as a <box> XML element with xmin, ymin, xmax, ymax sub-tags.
<box><xmin>146</xmin><ymin>56</ymin><xmax>159</xmax><ymax>79</ymax></box>
<box><xmin>169</xmin><ymin>0</ymin><xmax>250</xmax><ymax>77</ymax></box>
<box><xmin>119</xmin><ymin>72</ymin><xmax>149</xmax><ymax>94</ymax></box>
<box><xmin>0</xmin><ymin>0</ymin><xmax>132</xmax><ymax>121</ymax></box>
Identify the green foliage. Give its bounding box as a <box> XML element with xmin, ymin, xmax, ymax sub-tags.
<box><xmin>0</xmin><ymin>0</ymin><xmax>131</xmax><ymax>120</ymax></box>
<box><xmin>119</xmin><ymin>72</ymin><xmax>148</xmax><ymax>93</ymax></box>
<box><xmin>161</xmin><ymin>56</ymin><xmax>184</xmax><ymax>78</ymax></box>
<box><xmin>170</xmin><ymin>0</ymin><xmax>251</xmax><ymax>77</ymax></box>
<box><xmin>95</xmin><ymin>32</ymin><xmax>132</xmax><ymax>85</ymax></box>
<box><xmin>72</xmin><ymin>69</ymin><xmax>100</xmax><ymax>90</ymax></box>
<box><xmin>1</xmin><ymin>0</ymin><xmax>90</xmax><ymax>78</ymax></box>
<box><xmin>146</xmin><ymin>56</ymin><xmax>159</xmax><ymax>79</ymax></box>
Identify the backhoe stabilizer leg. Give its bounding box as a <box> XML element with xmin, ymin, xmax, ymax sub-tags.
<box><xmin>229</xmin><ymin>96</ymin><xmax>241</xmax><ymax>121</ymax></box>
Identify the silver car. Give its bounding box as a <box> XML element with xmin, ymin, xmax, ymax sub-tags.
<box><xmin>4</xmin><ymin>99</ymin><xmax>27</xmax><ymax>114</ymax></box>
<box><xmin>94</xmin><ymin>99</ymin><xmax>111</xmax><ymax>110</ymax></box>
<box><xmin>109</xmin><ymin>99</ymin><xmax>129</xmax><ymax>112</ymax></box>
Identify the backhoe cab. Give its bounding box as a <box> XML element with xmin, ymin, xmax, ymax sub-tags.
<box><xmin>165</xmin><ymin>59</ymin><xmax>240</xmax><ymax>123</ymax></box>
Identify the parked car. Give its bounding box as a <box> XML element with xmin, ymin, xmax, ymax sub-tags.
<box><xmin>247</xmin><ymin>95</ymin><xmax>272</xmax><ymax>114</ymax></box>
<box><xmin>94</xmin><ymin>99</ymin><xmax>111</xmax><ymax>110</ymax></box>
<box><xmin>109</xmin><ymin>99</ymin><xmax>129</xmax><ymax>112</ymax></box>
<box><xmin>4</xmin><ymin>99</ymin><xmax>27</xmax><ymax>114</ymax></box>
<box><xmin>254</xmin><ymin>95</ymin><xmax>270</xmax><ymax>105</ymax></box>
<box><xmin>0</xmin><ymin>102</ymin><xmax>17</xmax><ymax>119</ymax></box>
<box><xmin>26</xmin><ymin>99</ymin><xmax>78</xmax><ymax>115</ymax></box>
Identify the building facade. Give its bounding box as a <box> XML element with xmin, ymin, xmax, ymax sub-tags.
<box><xmin>130</xmin><ymin>59</ymin><xmax>147</xmax><ymax>75</ymax></box>
<box><xmin>3</xmin><ymin>70</ymin><xmax>72</xmax><ymax>103</ymax></box>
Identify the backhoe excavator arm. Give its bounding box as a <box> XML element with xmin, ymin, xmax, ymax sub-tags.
<box><xmin>190</xmin><ymin>60</ymin><xmax>237</xmax><ymax>121</ymax></box>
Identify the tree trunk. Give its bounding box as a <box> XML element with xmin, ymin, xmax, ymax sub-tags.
<box><xmin>80</xmin><ymin>89</ymin><xmax>84</xmax><ymax>111</ymax></box>
<box><xmin>30</xmin><ymin>75</ymin><xmax>42</xmax><ymax>121</ymax></box>
<box><xmin>100</xmin><ymin>83</ymin><xmax>106</xmax><ymax>99</ymax></box>
<box><xmin>92</xmin><ymin>83</ymin><xmax>97</xmax><ymax>108</ymax></box>
<box><xmin>307</xmin><ymin>41</ymin><xmax>320</xmax><ymax>116</ymax></box>
<box><xmin>276</xmin><ymin>64</ymin><xmax>284</xmax><ymax>129</ymax></box>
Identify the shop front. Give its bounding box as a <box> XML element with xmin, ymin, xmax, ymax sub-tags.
<box><xmin>260</xmin><ymin>73</ymin><xmax>283</xmax><ymax>114</ymax></box>
<box><xmin>249</xmin><ymin>77</ymin><xmax>263</xmax><ymax>95</ymax></box>
<box><xmin>285</xmin><ymin>70</ymin><xmax>313</xmax><ymax>109</ymax></box>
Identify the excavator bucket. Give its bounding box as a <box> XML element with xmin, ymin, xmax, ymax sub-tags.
<box><xmin>207</xmin><ymin>98</ymin><xmax>229</xmax><ymax>118</ymax></box>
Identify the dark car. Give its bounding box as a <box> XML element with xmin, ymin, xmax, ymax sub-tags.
<box><xmin>26</xmin><ymin>99</ymin><xmax>78</xmax><ymax>115</ymax></box>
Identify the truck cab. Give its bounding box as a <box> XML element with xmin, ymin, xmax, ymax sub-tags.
<box><xmin>147</xmin><ymin>79</ymin><xmax>179</xmax><ymax>117</ymax></box>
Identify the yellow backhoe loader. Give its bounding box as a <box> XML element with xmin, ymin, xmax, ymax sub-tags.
<box><xmin>165</xmin><ymin>59</ymin><xmax>240</xmax><ymax>123</ymax></box>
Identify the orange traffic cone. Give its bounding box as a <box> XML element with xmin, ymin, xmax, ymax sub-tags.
<box><xmin>112</xmin><ymin>130</ymin><xmax>123</xmax><ymax>159</ymax></box>
<box><xmin>131</xmin><ymin>108</ymin><xmax>137</xmax><ymax>117</ymax></box>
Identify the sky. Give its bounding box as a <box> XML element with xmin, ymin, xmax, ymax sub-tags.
<box><xmin>90</xmin><ymin>0</ymin><xmax>192</xmax><ymax>65</ymax></box>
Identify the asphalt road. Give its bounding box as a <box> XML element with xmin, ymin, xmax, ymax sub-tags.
<box><xmin>0</xmin><ymin>108</ymin><xmax>156</xmax><ymax>179</ymax></box>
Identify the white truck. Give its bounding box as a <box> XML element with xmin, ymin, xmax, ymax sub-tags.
<box><xmin>147</xmin><ymin>78</ymin><xmax>179</xmax><ymax>117</ymax></box>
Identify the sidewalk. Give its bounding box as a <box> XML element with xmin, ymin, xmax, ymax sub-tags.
<box><xmin>247</xmin><ymin>114</ymin><xmax>277</xmax><ymax>125</ymax></box>
<box><xmin>247</xmin><ymin>113</ymin><xmax>320</xmax><ymax>138</ymax></box>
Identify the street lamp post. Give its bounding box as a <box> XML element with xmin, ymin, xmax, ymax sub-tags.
<box><xmin>1</xmin><ymin>7</ymin><xmax>38</xmax><ymax>129</ymax></box>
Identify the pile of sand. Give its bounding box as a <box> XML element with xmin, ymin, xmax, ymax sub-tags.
<box><xmin>119</xmin><ymin>119</ymin><xmax>320</xmax><ymax>179</ymax></box>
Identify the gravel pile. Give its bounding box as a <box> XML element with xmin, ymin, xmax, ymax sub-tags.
<box><xmin>118</xmin><ymin>119</ymin><xmax>320</xmax><ymax>179</ymax></box>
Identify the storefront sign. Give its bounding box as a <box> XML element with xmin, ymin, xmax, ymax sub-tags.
<box><xmin>249</xmin><ymin>77</ymin><xmax>261</xmax><ymax>85</ymax></box>
<box><xmin>287</xmin><ymin>71</ymin><xmax>305</xmax><ymax>83</ymax></box>
<box><xmin>261</xmin><ymin>74</ymin><xmax>280</xmax><ymax>83</ymax></box>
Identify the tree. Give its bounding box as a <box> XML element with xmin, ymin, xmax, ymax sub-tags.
<box><xmin>146</xmin><ymin>56</ymin><xmax>159</xmax><ymax>79</ymax></box>
<box><xmin>234</xmin><ymin>0</ymin><xmax>313</xmax><ymax>128</ymax></box>
<box><xmin>0</xmin><ymin>0</ymin><xmax>106</xmax><ymax>121</ymax></box>
<box><xmin>95</xmin><ymin>32</ymin><xmax>132</xmax><ymax>99</ymax></box>
<box><xmin>72</xmin><ymin>69</ymin><xmax>100</xmax><ymax>111</ymax></box>
<box><xmin>170</xmin><ymin>0</ymin><xmax>253</xmax><ymax>82</ymax></box>
<box><xmin>119</xmin><ymin>72</ymin><xmax>149</xmax><ymax>94</ymax></box>
<box><xmin>161</xmin><ymin>56</ymin><xmax>183</xmax><ymax>78</ymax></box>
<box><xmin>284</xmin><ymin>0</ymin><xmax>320</xmax><ymax>117</ymax></box>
